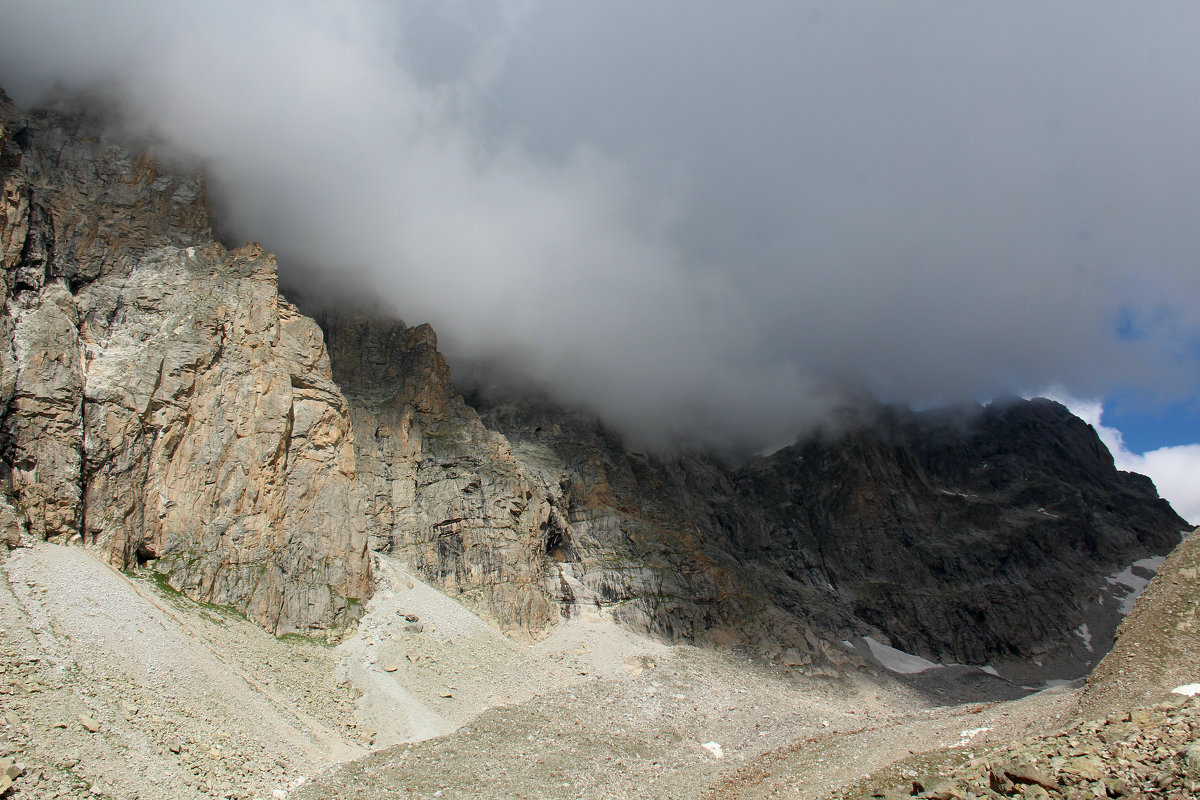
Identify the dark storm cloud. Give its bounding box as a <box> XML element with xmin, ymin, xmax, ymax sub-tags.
<box><xmin>2</xmin><ymin>0</ymin><xmax>1198</xmax><ymax>451</ymax></box>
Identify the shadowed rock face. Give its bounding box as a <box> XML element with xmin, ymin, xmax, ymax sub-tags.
<box><xmin>726</xmin><ymin>400</ymin><xmax>1189</xmax><ymax>664</ymax></box>
<box><xmin>315</xmin><ymin>300</ymin><xmax>1188</xmax><ymax>668</ymax></box>
<box><xmin>0</xmin><ymin>92</ymin><xmax>371</xmax><ymax>637</ymax></box>
<box><xmin>315</xmin><ymin>311</ymin><xmax>558</xmax><ymax>633</ymax></box>
<box><xmin>467</xmin><ymin>393</ymin><xmax>1187</xmax><ymax>666</ymax></box>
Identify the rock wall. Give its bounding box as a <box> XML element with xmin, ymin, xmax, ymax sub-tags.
<box><xmin>0</xmin><ymin>92</ymin><xmax>371</xmax><ymax>637</ymax></box>
<box><xmin>314</xmin><ymin>294</ymin><xmax>1189</xmax><ymax>667</ymax></box>
<box><xmin>470</xmin><ymin>392</ymin><xmax>1189</xmax><ymax>667</ymax></box>
<box><xmin>725</xmin><ymin>399</ymin><xmax>1190</xmax><ymax>665</ymax></box>
<box><xmin>316</xmin><ymin>312</ymin><xmax>557</xmax><ymax>633</ymax></box>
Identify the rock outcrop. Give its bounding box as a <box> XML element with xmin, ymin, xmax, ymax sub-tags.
<box><xmin>1082</xmin><ymin>529</ymin><xmax>1200</xmax><ymax>715</ymax></box>
<box><xmin>316</xmin><ymin>311</ymin><xmax>556</xmax><ymax>632</ymax></box>
<box><xmin>725</xmin><ymin>399</ymin><xmax>1189</xmax><ymax>666</ymax></box>
<box><xmin>0</xmin><ymin>91</ymin><xmax>371</xmax><ymax>636</ymax></box>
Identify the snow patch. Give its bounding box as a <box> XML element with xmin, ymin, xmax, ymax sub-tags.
<box><xmin>701</xmin><ymin>742</ymin><xmax>724</xmax><ymax>759</ymax></box>
<box><xmin>1106</xmin><ymin>556</ymin><xmax>1165</xmax><ymax>614</ymax></box>
<box><xmin>1075</xmin><ymin>623</ymin><xmax>1093</xmax><ymax>653</ymax></box>
<box><xmin>1172</xmin><ymin>684</ymin><xmax>1200</xmax><ymax>697</ymax></box>
<box><xmin>951</xmin><ymin>727</ymin><xmax>991</xmax><ymax>748</ymax></box>
<box><xmin>861</xmin><ymin>636</ymin><xmax>941</xmax><ymax>674</ymax></box>
<box><xmin>979</xmin><ymin>666</ymin><xmax>1000</xmax><ymax>677</ymax></box>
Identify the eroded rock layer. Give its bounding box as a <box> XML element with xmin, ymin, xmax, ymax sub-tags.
<box><xmin>316</xmin><ymin>303</ymin><xmax>1188</xmax><ymax>669</ymax></box>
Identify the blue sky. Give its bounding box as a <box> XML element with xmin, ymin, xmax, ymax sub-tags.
<box><xmin>1101</xmin><ymin>398</ymin><xmax>1199</xmax><ymax>453</ymax></box>
<box><xmin>1048</xmin><ymin>393</ymin><xmax>1199</xmax><ymax>526</ymax></box>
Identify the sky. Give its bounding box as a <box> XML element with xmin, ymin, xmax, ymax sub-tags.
<box><xmin>0</xmin><ymin>1</ymin><xmax>1196</xmax><ymax>518</ymax></box>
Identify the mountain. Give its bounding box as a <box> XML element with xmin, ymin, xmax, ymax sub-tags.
<box><xmin>0</xmin><ymin>87</ymin><xmax>1190</xmax><ymax>674</ymax></box>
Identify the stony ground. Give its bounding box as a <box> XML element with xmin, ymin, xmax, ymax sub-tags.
<box><xmin>830</xmin><ymin>693</ymin><xmax>1200</xmax><ymax>800</ymax></box>
<box><xmin>1</xmin><ymin>543</ymin><xmax>1195</xmax><ymax>800</ymax></box>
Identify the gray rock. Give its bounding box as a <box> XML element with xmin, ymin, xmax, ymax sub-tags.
<box><xmin>0</xmin><ymin>90</ymin><xmax>371</xmax><ymax>637</ymax></box>
<box><xmin>1182</xmin><ymin>743</ymin><xmax>1200</xmax><ymax>777</ymax></box>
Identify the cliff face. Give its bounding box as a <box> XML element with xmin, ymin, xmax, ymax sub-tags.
<box><xmin>726</xmin><ymin>400</ymin><xmax>1189</xmax><ymax>664</ymax></box>
<box><xmin>466</xmin><ymin>393</ymin><xmax>1189</xmax><ymax>667</ymax></box>
<box><xmin>2</xmin><ymin>88</ymin><xmax>1190</xmax><ymax>668</ymax></box>
<box><xmin>316</xmin><ymin>305</ymin><xmax>1188</xmax><ymax>669</ymax></box>
<box><xmin>316</xmin><ymin>312</ymin><xmax>558</xmax><ymax>633</ymax></box>
<box><xmin>0</xmin><ymin>93</ymin><xmax>371</xmax><ymax>637</ymax></box>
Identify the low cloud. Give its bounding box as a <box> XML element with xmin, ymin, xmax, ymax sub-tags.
<box><xmin>1</xmin><ymin>2</ymin><xmax>1198</xmax><ymax>452</ymax></box>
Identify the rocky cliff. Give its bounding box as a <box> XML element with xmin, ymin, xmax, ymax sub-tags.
<box><xmin>726</xmin><ymin>399</ymin><xmax>1188</xmax><ymax>665</ymax></box>
<box><xmin>0</xmin><ymin>91</ymin><xmax>371</xmax><ymax>637</ymax></box>
<box><xmin>1</xmin><ymin>87</ymin><xmax>1190</xmax><ymax>670</ymax></box>
<box><xmin>315</xmin><ymin>300</ymin><xmax>1188</xmax><ymax>669</ymax></box>
<box><xmin>465</xmin><ymin>392</ymin><xmax>1189</xmax><ymax>668</ymax></box>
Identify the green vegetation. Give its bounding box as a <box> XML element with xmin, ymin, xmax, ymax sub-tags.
<box><xmin>277</xmin><ymin>631</ymin><xmax>334</xmax><ymax>648</ymax></box>
<box><xmin>130</xmin><ymin>569</ymin><xmax>247</xmax><ymax>625</ymax></box>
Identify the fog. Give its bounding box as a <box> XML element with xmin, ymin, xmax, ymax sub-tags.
<box><xmin>2</xmin><ymin>1</ymin><xmax>1198</xmax><ymax>452</ymax></box>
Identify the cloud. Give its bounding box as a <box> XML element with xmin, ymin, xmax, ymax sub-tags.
<box><xmin>2</xmin><ymin>1</ymin><xmax>1199</xmax><ymax>452</ymax></box>
<box><xmin>1044</xmin><ymin>393</ymin><xmax>1200</xmax><ymax>526</ymax></box>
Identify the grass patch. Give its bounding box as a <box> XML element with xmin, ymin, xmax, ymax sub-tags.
<box><xmin>131</xmin><ymin>569</ymin><xmax>247</xmax><ymax>625</ymax></box>
<box><xmin>277</xmin><ymin>631</ymin><xmax>334</xmax><ymax>648</ymax></box>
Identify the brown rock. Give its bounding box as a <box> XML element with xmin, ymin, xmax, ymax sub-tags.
<box><xmin>0</xmin><ymin>96</ymin><xmax>372</xmax><ymax>637</ymax></box>
<box><xmin>1003</xmin><ymin>763</ymin><xmax>1059</xmax><ymax>791</ymax></box>
<box><xmin>1063</xmin><ymin>755</ymin><xmax>1106</xmax><ymax>783</ymax></box>
<box><xmin>1182</xmin><ymin>743</ymin><xmax>1200</xmax><ymax>777</ymax></box>
<box><xmin>990</xmin><ymin>769</ymin><xmax>1016</xmax><ymax>793</ymax></box>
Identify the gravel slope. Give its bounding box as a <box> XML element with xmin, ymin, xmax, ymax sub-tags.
<box><xmin>0</xmin><ymin>544</ymin><xmax>1129</xmax><ymax>800</ymax></box>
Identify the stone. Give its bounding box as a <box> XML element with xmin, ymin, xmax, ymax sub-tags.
<box><xmin>1063</xmin><ymin>756</ymin><xmax>1106</xmax><ymax>783</ymax></box>
<box><xmin>989</xmin><ymin>769</ymin><xmax>1015</xmax><ymax>794</ymax></box>
<box><xmin>1182</xmin><ymin>743</ymin><xmax>1200</xmax><ymax>777</ymax></box>
<box><xmin>0</xmin><ymin>92</ymin><xmax>371</xmax><ymax>637</ymax></box>
<box><xmin>920</xmin><ymin>783</ymin><xmax>965</xmax><ymax>800</ymax></box>
<box><xmin>1103</xmin><ymin>778</ymin><xmax>1132</xmax><ymax>797</ymax></box>
<box><xmin>0</xmin><ymin>756</ymin><xmax>23</xmax><ymax>794</ymax></box>
<box><xmin>1002</xmin><ymin>763</ymin><xmax>1058</xmax><ymax>791</ymax></box>
<box><xmin>780</xmin><ymin>648</ymin><xmax>811</xmax><ymax>667</ymax></box>
<box><xmin>77</xmin><ymin>713</ymin><xmax>100</xmax><ymax>733</ymax></box>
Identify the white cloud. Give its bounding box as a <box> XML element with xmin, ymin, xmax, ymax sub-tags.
<box><xmin>1</xmin><ymin>2</ymin><xmax>1199</xmax><ymax>452</ymax></box>
<box><xmin>1041</xmin><ymin>392</ymin><xmax>1200</xmax><ymax>526</ymax></box>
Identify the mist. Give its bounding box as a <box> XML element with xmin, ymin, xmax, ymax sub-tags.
<box><xmin>2</xmin><ymin>1</ymin><xmax>1199</xmax><ymax>452</ymax></box>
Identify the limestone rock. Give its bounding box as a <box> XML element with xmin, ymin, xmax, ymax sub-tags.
<box><xmin>0</xmin><ymin>90</ymin><xmax>371</xmax><ymax>636</ymax></box>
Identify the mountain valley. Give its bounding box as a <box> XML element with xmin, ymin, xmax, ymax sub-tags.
<box><xmin>0</xmin><ymin>87</ymin><xmax>1197</xmax><ymax>800</ymax></box>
